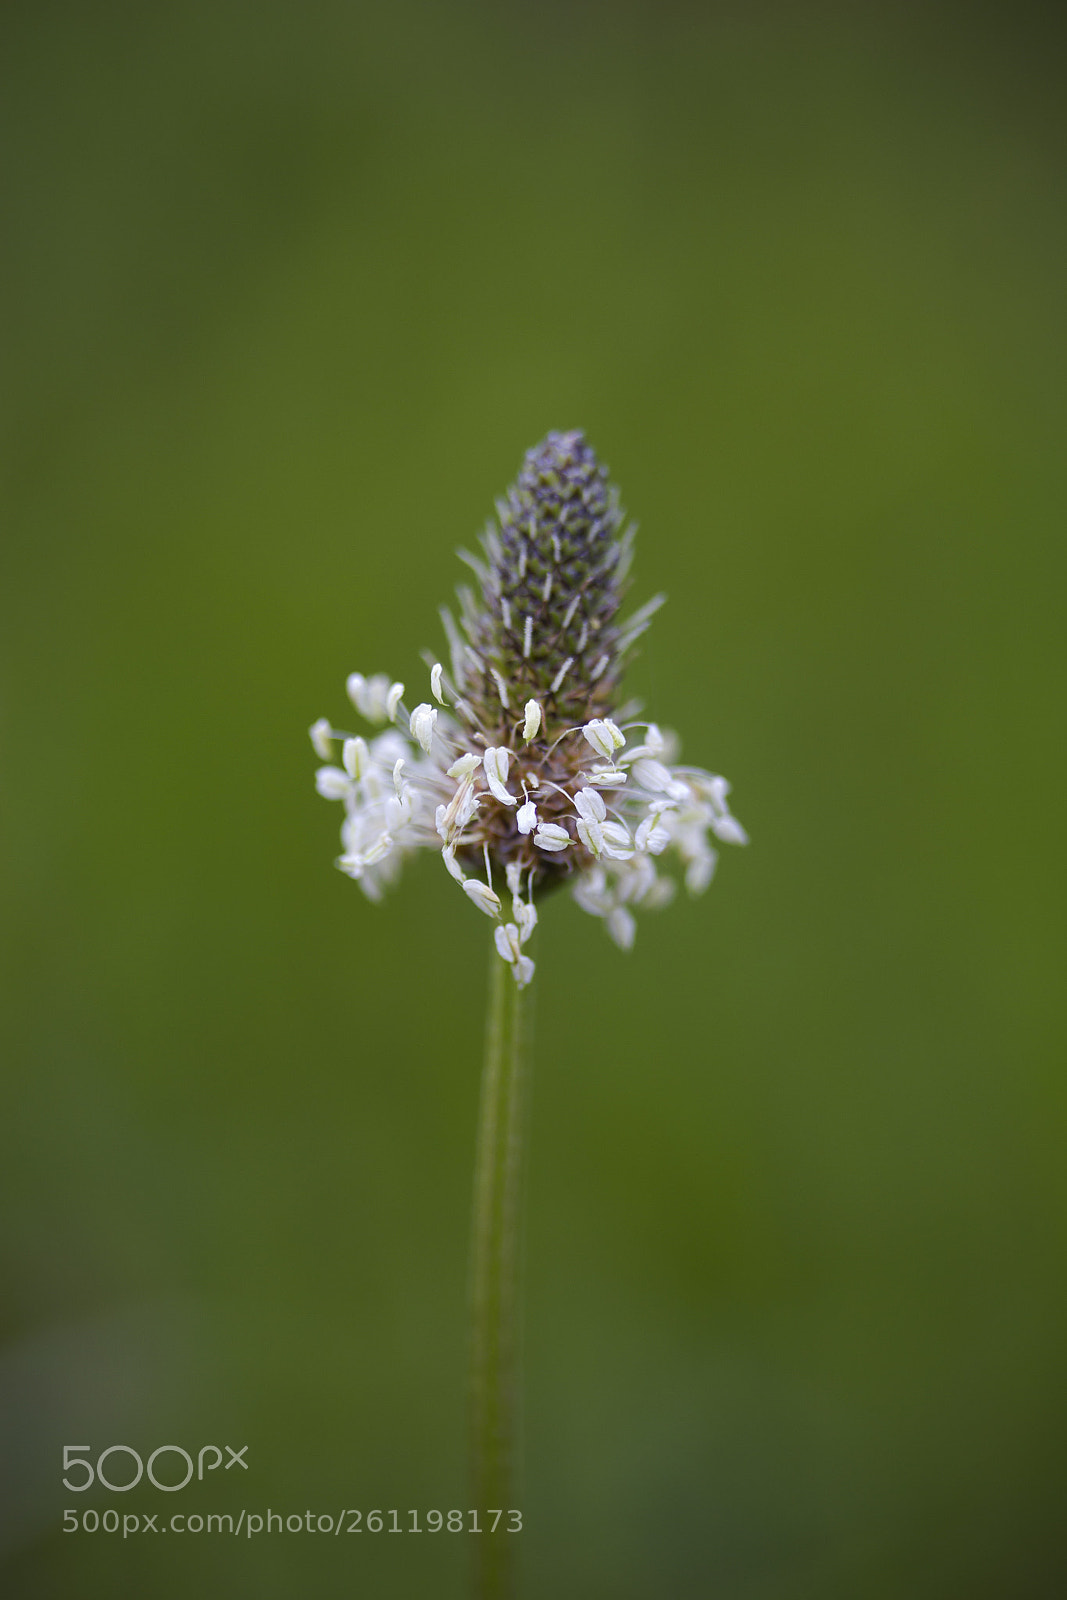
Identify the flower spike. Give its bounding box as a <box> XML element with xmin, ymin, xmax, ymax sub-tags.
<box><xmin>311</xmin><ymin>431</ymin><xmax>746</xmax><ymax>982</ymax></box>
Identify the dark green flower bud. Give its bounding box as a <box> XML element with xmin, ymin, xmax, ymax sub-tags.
<box><xmin>454</xmin><ymin>431</ymin><xmax>634</xmax><ymax>732</ymax></box>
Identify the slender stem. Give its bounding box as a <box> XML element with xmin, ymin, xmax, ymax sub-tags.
<box><xmin>468</xmin><ymin>943</ymin><xmax>530</xmax><ymax>1600</ymax></box>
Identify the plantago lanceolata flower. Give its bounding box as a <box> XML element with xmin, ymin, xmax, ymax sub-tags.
<box><xmin>310</xmin><ymin>430</ymin><xmax>747</xmax><ymax>984</ymax></box>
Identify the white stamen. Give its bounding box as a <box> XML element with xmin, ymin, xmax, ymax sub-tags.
<box><xmin>523</xmin><ymin>616</ymin><xmax>533</xmax><ymax>658</ymax></box>
<box><xmin>620</xmin><ymin>724</ymin><xmax>666</xmax><ymax>763</ymax></box>
<box><xmin>635</xmin><ymin>815</ymin><xmax>671</xmax><ymax>854</ymax></box>
<box><xmin>706</xmin><ymin>775</ymin><xmax>732</xmax><ymax>813</ymax></box>
<box><xmin>600</xmin><ymin>821</ymin><xmax>635</xmax><ymax>861</ymax></box>
<box><xmin>494</xmin><ymin>923</ymin><xmax>523</xmax><ymax>964</ymax></box>
<box><xmin>607</xmin><ymin>907</ymin><xmax>636</xmax><ymax>950</ymax></box>
<box><xmin>630</xmin><ymin>757</ymin><xmax>674</xmax><ymax>792</ymax></box>
<box><xmin>542</xmin><ymin>572</ymin><xmax>553</xmax><ymax>603</ymax></box>
<box><xmin>436</xmin><ymin>773</ymin><xmax>478</xmax><ymax>840</ymax></box>
<box><xmin>447</xmin><ymin>751</ymin><xmax>481</xmax><ymax>779</ymax></box>
<box><xmin>576</xmin><ymin>819</ymin><xmax>605</xmax><ymax>858</ymax></box>
<box><xmin>483</xmin><ymin>747</ymin><xmax>517</xmax><ymax>807</ymax></box>
<box><xmin>430</xmin><ymin>663</ymin><xmax>448</xmax><ymax>705</ymax></box>
<box><xmin>514</xmin><ymin>898</ymin><xmax>537</xmax><ymax>942</ymax></box>
<box><xmin>583</xmin><ymin>719</ymin><xmax>626</xmax><ymax>759</ymax></box>
<box><xmin>711</xmin><ymin>814</ymin><xmax>749</xmax><ymax>846</ymax></box>
<box><xmin>346</xmin><ymin>673</ymin><xmax>396</xmax><ymax>722</ymax></box>
<box><xmin>561</xmin><ymin>594</ymin><xmax>580</xmax><ymax>630</ymax></box>
<box><xmin>384</xmin><ymin>792</ymin><xmax>412</xmax><ymax>831</ymax></box>
<box><xmin>409</xmin><ymin>703</ymin><xmax>437</xmax><ymax>753</ymax></box>
<box><xmin>309</xmin><ymin>719</ymin><xmax>333</xmax><ymax>760</ymax></box>
<box><xmin>573</xmin><ymin>787</ymin><xmax>607</xmax><ymax>823</ymax></box>
<box><xmin>442</xmin><ymin>845</ymin><xmax>465</xmax><ymax>883</ymax></box>
<box><xmin>513</xmin><ymin>955</ymin><xmax>535</xmax><ymax>987</ymax></box>
<box><xmin>363</xmin><ymin>831</ymin><xmax>393</xmax><ymax>866</ymax></box>
<box><xmin>315</xmin><ymin>766</ymin><xmax>352</xmax><ymax>801</ymax></box>
<box><xmin>342</xmin><ymin>736</ymin><xmax>369</xmax><ymax>779</ymax></box>
<box><xmin>517</xmin><ymin>800</ymin><xmax>538</xmax><ymax>835</ymax></box>
<box><xmin>686</xmin><ymin>853</ymin><xmax>718</xmax><ymax>894</ymax></box>
<box><xmin>463</xmin><ymin>880</ymin><xmax>501</xmax><ymax>918</ymax></box>
<box><xmin>534</xmin><ymin>823</ymin><xmax>570</xmax><ymax>852</ymax></box>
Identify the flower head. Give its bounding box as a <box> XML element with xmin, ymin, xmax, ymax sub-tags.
<box><xmin>310</xmin><ymin>430</ymin><xmax>746</xmax><ymax>985</ymax></box>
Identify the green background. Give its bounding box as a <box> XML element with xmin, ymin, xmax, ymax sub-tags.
<box><xmin>2</xmin><ymin>2</ymin><xmax>1064</xmax><ymax>1595</ymax></box>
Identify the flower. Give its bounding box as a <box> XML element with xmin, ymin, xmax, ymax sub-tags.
<box><xmin>310</xmin><ymin>430</ymin><xmax>746</xmax><ymax>986</ymax></box>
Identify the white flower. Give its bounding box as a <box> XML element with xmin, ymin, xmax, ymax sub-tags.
<box><xmin>312</xmin><ymin>433</ymin><xmax>746</xmax><ymax>983</ymax></box>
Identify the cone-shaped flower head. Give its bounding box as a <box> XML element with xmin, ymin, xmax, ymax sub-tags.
<box><xmin>310</xmin><ymin>431</ymin><xmax>746</xmax><ymax>987</ymax></box>
<box><xmin>457</xmin><ymin>429</ymin><xmax>629</xmax><ymax>724</ymax></box>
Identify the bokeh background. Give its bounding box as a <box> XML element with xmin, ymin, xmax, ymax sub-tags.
<box><xmin>2</xmin><ymin>2</ymin><xmax>1065</xmax><ymax>1595</ymax></box>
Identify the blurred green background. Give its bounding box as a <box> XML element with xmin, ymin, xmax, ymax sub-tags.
<box><xmin>2</xmin><ymin>2</ymin><xmax>1064</xmax><ymax>1595</ymax></box>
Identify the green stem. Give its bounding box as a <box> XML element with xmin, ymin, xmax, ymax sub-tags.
<box><xmin>468</xmin><ymin>943</ymin><xmax>531</xmax><ymax>1600</ymax></box>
